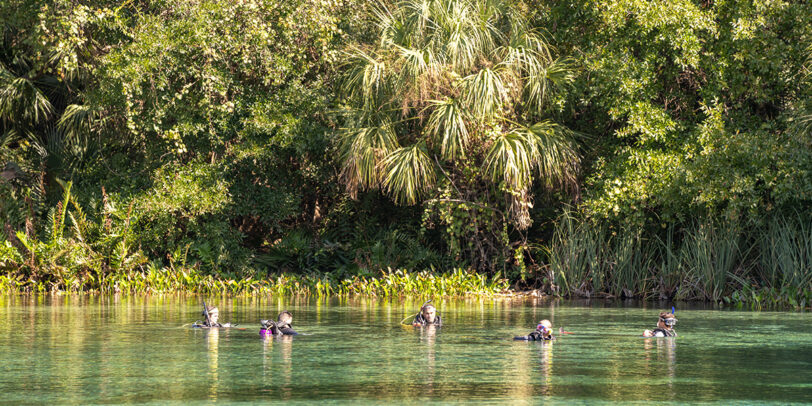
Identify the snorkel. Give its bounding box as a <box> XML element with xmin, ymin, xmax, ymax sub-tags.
<box><xmin>659</xmin><ymin>307</ymin><xmax>677</xmax><ymax>329</ymax></box>
<box><xmin>202</xmin><ymin>301</ymin><xmax>211</xmax><ymax>326</ymax></box>
<box><xmin>259</xmin><ymin>319</ymin><xmax>279</xmax><ymax>337</ymax></box>
<box><xmin>401</xmin><ymin>299</ymin><xmax>433</xmax><ymax>325</ymax></box>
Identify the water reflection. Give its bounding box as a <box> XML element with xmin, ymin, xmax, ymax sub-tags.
<box><xmin>206</xmin><ymin>328</ymin><xmax>219</xmax><ymax>401</ymax></box>
<box><xmin>279</xmin><ymin>335</ymin><xmax>294</xmax><ymax>400</ymax></box>
<box><xmin>0</xmin><ymin>294</ymin><xmax>809</xmax><ymax>404</ymax></box>
<box><xmin>537</xmin><ymin>341</ymin><xmax>553</xmax><ymax>396</ymax></box>
<box><xmin>261</xmin><ymin>331</ymin><xmax>294</xmax><ymax>400</ymax></box>
<box><xmin>417</xmin><ymin>324</ymin><xmax>438</xmax><ymax>394</ymax></box>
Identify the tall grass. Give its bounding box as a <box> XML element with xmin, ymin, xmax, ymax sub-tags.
<box><xmin>679</xmin><ymin>220</ymin><xmax>740</xmax><ymax>301</ymax></box>
<box><xmin>754</xmin><ymin>215</ymin><xmax>812</xmax><ymax>308</ymax></box>
<box><xmin>547</xmin><ymin>212</ymin><xmax>603</xmax><ymax>297</ymax></box>
<box><xmin>546</xmin><ymin>212</ymin><xmax>812</xmax><ymax>309</ymax></box>
<box><xmin>547</xmin><ymin>212</ymin><xmax>650</xmax><ymax>299</ymax></box>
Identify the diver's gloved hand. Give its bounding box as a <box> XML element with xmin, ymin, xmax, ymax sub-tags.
<box><xmin>260</xmin><ymin>319</ymin><xmax>281</xmax><ymax>335</ymax></box>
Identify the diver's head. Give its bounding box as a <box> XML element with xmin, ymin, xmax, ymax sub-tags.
<box><xmin>203</xmin><ymin>306</ymin><xmax>219</xmax><ymax>324</ymax></box>
<box><xmin>422</xmin><ymin>304</ymin><xmax>437</xmax><ymax>324</ymax></box>
<box><xmin>658</xmin><ymin>312</ymin><xmax>677</xmax><ymax>329</ymax></box>
<box><xmin>537</xmin><ymin>319</ymin><xmax>553</xmax><ymax>337</ymax></box>
<box><xmin>277</xmin><ymin>311</ymin><xmax>293</xmax><ymax>325</ymax></box>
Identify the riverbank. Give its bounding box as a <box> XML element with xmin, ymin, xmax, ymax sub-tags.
<box><xmin>0</xmin><ymin>267</ymin><xmax>509</xmax><ymax>297</ymax></box>
<box><xmin>1</xmin><ymin>265</ymin><xmax>808</xmax><ymax>310</ymax></box>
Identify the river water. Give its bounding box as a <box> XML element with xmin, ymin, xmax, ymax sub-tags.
<box><xmin>0</xmin><ymin>295</ymin><xmax>810</xmax><ymax>404</ymax></box>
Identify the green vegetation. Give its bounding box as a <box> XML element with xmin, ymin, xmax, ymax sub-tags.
<box><xmin>336</xmin><ymin>0</ymin><xmax>579</xmax><ymax>271</ymax></box>
<box><xmin>1</xmin><ymin>0</ymin><xmax>810</xmax><ymax>306</ymax></box>
<box><xmin>548</xmin><ymin>212</ymin><xmax>812</xmax><ymax>308</ymax></box>
<box><xmin>0</xmin><ymin>262</ymin><xmax>507</xmax><ymax>297</ymax></box>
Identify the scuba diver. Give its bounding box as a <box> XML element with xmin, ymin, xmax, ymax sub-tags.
<box><xmin>193</xmin><ymin>305</ymin><xmax>236</xmax><ymax>328</ymax></box>
<box><xmin>514</xmin><ymin>319</ymin><xmax>555</xmax><ymax>341</ymax></box>
<box><xmin>412</xmin><ymin>302</ymin><xmax>442</xmax><ymax>326</ymax></box>
<box><xmin>260</xmin><ymin>311</ymin><xmax>298</xmax><ymax>336</ymax></box>
<box><xmin>643</xmin><ymin>311</ymin><xmax>678</xmax><ymax>337</ymax></box>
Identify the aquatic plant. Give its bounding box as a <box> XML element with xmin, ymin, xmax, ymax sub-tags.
<box><xmin>544</xmin><ymin>212</ymin><xmax>811</xmax><ymax>309</ymax></box>
<box><xmin>0</xmin><ymin>264</ymin><xmax>508</xmax><ymax>297</ymax></box>
<box><xmin>547</xmin><ymin>212</ymin><xmax>605</xmax><ymax>297</ymax></box>
<box><xmin>680</xmin><ymin>220</ymin><xmax>740</xmax><ymax>301</ymax></box>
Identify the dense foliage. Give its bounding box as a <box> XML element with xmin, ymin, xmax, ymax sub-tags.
<box><xmin>336</xmin><ymin>0</ymin><xmax>580</xmax><ymax>273</ymax></box>
<box><xmin>540</xmin><ymin>0</ymin><xmax>812</xmax><ymax>224</ymax></box>
<box><xmin>1</xmin><ymin>0</ymin><xmax>809</xmax><ymax>304</ymax></box>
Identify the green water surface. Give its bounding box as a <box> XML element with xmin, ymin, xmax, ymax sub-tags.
<box><xmin>0</xmin><ymin>295</ymin><xmax>810</xmax><ymax>404</ymax></box>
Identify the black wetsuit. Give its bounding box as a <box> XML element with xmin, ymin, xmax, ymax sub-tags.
<box><xmin>514</xmin><ymin>330</ymin><xmax>554</xmax><ymax>341</ymax></box>
<box><xmin>650</xmin><ymin>328</ymin><xmax>676</xmax><ymax>337</ymax></box>
<box><xmin>413</xmin><ymin>313</ymin><xmax>442</xmax><ymax>326</ymax></box>
<box><xmin>274</xmin><ymin>323</ymin><xmax>298</xmax><ymax>335</ymax></box>
<box><xmin>194</xmin><ymin>320</ymin><xmax>238</xmax><ymax>328</ymax></box>
<box><xmin>262</xmin><ymin>321</ymin><xmax>297</xmax><ymax>335</ymax></box>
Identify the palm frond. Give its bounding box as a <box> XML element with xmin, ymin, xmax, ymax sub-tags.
<box><xmin>396</xmin><ymin>45</ymin><xmax>432</xmax><ymax>82</ymax></box>
<box><xmin>1</xmin><ymin>128</ymin><xmax>19</xmax><ymax>150</ymax></box>
<box><xmin>523</xmin><ymin>57</ymin><xmax>575</xmax><ymax>114</ymax></box>
<box><xmin>461</xmin><ymin>68</ymin><xmax>507</xmax><ymax>120</ymax></box>
<box><xmin>425</xmin><ymin>98</ymin><xmax>469</xmax><ymax>160</ymax></box>
<box><xmin>340</xmin><ymin>49</ymin><xmax>389</xmax><ymax>110</ymax></box>
<box><xmin>57</xmin><ymin>104</ymin><xmax>94</xmax><ymax>142</ymax></box>
<box><xmin>484</xmin><ymin>130</ymin><xmax>533</xmax><ymax>190</ymax></box>
<box><xmin>393</xmin><ymin>0</ymin><xmax>434</xmax><ymax>47</ymax></box>
<box><xmin>431</xmin><ymin>0</ymin><xmax>488</xmax><ymax>70</ymax></box>
<box><xmin>498</xmin><ymin>31</ymin><xmax>552</xmax><ymax>75</ymax></box>
<box><xmin>382</xmin><ymin>143</ymin><xmax>436</xmax><ymax>205</ymax></box>
<box><xmin>0</xmin><ymin>76</ymin><xmax>54</xmax><ymax>125</ymax></box>
<box><xmin>339</xmin><ymin>121</ymin><xmax>400</xmax><ymax>199</ymax></box>
<box><xmin>484</xmin><ymin>130</ymin><xmax>534</xmax><ymax>229</ymax></box>
<box><xmin>468</xmin><ymin>0</ymin><xmax>503</xmax><ymax>55</ymax></box>
<box><xmin>517</xmin><ymin>121</ymin><xmax>580</xmax><ymax>190</ymax></box>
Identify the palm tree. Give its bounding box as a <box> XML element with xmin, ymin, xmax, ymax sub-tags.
<box><xmin>337</xmin><ymin>0</ymin><xmax>579</xmax><ymax>232</ymax></box>
<box><xmin>0</xmin><ymin>11</ymin><xmax>99</xmax><ymax>207</ymax></box>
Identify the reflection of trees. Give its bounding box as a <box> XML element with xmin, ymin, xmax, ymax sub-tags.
<box><xmin>1</xmin><ymin>294</ymin><xmax>236</xmax><ymax>403</ymax></box>
<box><xmin>505</xmin><ymin>337</ymin><xmax>533</xmax><ymax>401</ymax></box>
<box><xmin>5</xmin><ymin>294</ymin><xmax>779</xmax><ymax>403</ymax></box>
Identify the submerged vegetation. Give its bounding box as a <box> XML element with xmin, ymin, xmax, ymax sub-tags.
<box><xmin>1</xmin><ymin>0</ymin><xmax>810</xmax><ymax>306</ymax></box>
